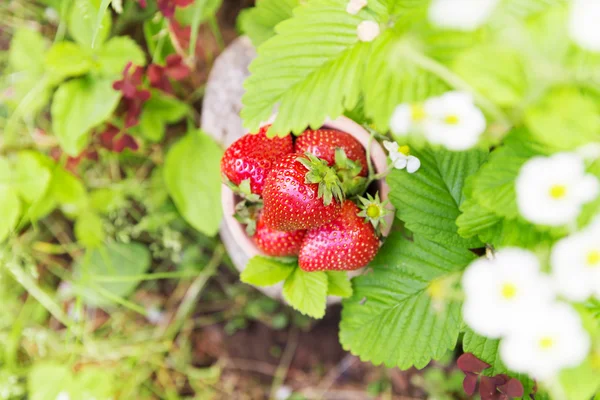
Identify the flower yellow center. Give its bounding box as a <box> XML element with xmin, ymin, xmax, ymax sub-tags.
<box><xmin>501</xmin><ymin>283</ymin><xmax>517</xmax><ymax>300</ymax></box>
<box><xmin>398</xmin><ymin>145</ymin><xmax>410</xmax><ymax>156</ymax></box>
<box><xmin>586</xmin><ymin>250</ymin><xmax>600</xmax><ymax>267</ymax></box>
<box><xmin>539</xmin><ymin>336</ymin><xmax>555</xmax><ymax>350</ymax></box>
<box><xmin>444</xmin><ymin>114</ymin><xmax>460</xmax><ymax>125</ymax></box>
<box><xmin>366</xmin><ymin>204</ymin><xmax>380</xmax><ymax>218</ymax></box>
<box><xmin>411</xmin><ymin>105</ymin><xmax>426</xmax><ymax>122</ymax></box>
<box><xmin>549</xmin><ymin>184</ymin><xmax>567</xmax><ymax>199</ymax></box>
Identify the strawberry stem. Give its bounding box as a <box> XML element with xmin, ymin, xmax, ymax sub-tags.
<box><xmin>298</xmin><ymin>153</ymin><xmax>345</xmax><ymax>206</ymax></box>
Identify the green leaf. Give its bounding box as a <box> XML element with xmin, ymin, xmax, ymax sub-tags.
<box><xmin>7</xmin><ymin>28</ymin><xmax>52</xmax><ymax>116</ymax></box>
<box><xmin>340</xmin><ymin>233</ymin><xmax>475</xmax><ymax>369</ymax></box>
<box><xmin>143</xmin><ymin>19</ymin><xmax>177</xmax><ymax>64</ymax></box>
<box><xmin>0</xmin><ymin>158</ymin><xmax>21</xmax><ymax>243</ymax></box>
<box><xmin>14</xmin><ymin>151</ymin><xmax>52</xmax><ymax>204</ymax></box>
<box><xmin>96</xmin><ymin>36</ymin><xmax>146</xmax><ymax>76</ymax></box>
<box><xmin>462</xmin><ymin>328</ymin><xmax>506</xmax><ymax>375</ymax></box>
<box><xmin>327</xmin><ymin>271</ymin><xmax>353</xmax><ymax>298</ymax></box>
<box><xmin>283</xmin><ymin>268</ymin><xmax>328</xmax><ymax>319</ymax></box>
<box><xmin>387</xmin><ymin>147</ymin><xmax>487</xmax><ymax>248</ymax></box>
<box><xmin>28</xmin><ymin>362</ymin><xmax>75</xmax><ymax>400</ymax></box>
<box><xmin>44</xmin><ymin>41</ymin><xmax>93</xmax><ymax>82</ymax></box>
<box><xmin>68</xmin><ymin>0</ymin><xmax>112</xmax><ymax>49</ymax></box>
<box><xmin>72</xmin><ymin>367</ymin><xmax>116</xmax><ymax>399</ymax></box>
<box><xmin>452</xmin><ymin>45</ymin><xmax>526</xmax><ymax>107</ymax></box>
<box><xmin>164</xmin><ymin>130</ymin><xmax>223</xmax><ymax>236</ymax></box>
<box><xmin>8</xmin><ymin>28</ymin><xmax>48</xmax><ymax>73</ymax></box>
<box><xmin>74</xmin><ymin>242</ymin><xmax>151</xmax><ymax>306</ymax></box>
<box><xmin>238</xmin><ymin>0</ymin><xmax>299</xmax><ymax>47</ymax></box>
<box><xmin>241</xmin><ymin>0</ymin><xmax>389</xmax><ymax>136</ymax></box>
<box><xmin>560</xmin><ymin>358</ymin><xmax>600</xmax><ymax>400</ymax></box>
<box><xmin>48</xmin><ymin>167</ymin><xmax>89</xmax><ymax>217</ymax></box>
<box><xmin>241</xmin><ymin>256</ymin><xmax>296</xmax><ymax>286</ymax></box>
<box><xmin>75</xmin><ymin>211</ymin><xmax>105</xmax><ymax>248</ymax></box>
<box><xmin>524</xmin><ymin>89</ymin><xmax>600</xmax><ymax>151</ymax></box>
<box><xmin>363</xmin><ymin>32</ymin><xmax>448</xmax><ymax>130</ymax></box>
<box><xmin>51</xmin><ymin>76</ymin><xmax>121</xmax><ymax>156</ymax></box>
<box><xmin>138</xmin><ymin>91</ymin><xmax>189</xmax><ymax>141</ymax></box>
<box><xmin>175</xmin><ymin>0</ymin><xmax>223</xmax><ymax>25</ymax></box>
<box><xmin>470</xmin><ymin>133</ymin><xmax>545</xmax><ymax>220</ymax></box>
<box><xmin>463</xmin><ymin>328</ymin><xmax>535</xmax><ymax>395</ymax></box>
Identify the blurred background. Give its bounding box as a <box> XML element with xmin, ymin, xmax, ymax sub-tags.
<box><xmin>0</xmin><ymin>0</ymin><xmax>468</xmax><ymax>399</ymax></box>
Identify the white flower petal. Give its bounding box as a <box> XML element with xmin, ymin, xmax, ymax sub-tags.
<box><xmin>500</xmin><ymin>303</ymin><xmax>590</xmax><ymax>381</ymax></box>
<box><xmin>346</xmin><ymin>0</ymin><xmax>367</xmax><ymax>15</ymax></box>
<box><xmin>428</xmin><ymin>0</ymin><xmax>500</xmax><ymax>31</ymax></box>
<box><xmin>393</xmin><ymin>156</ymin><xmax>408</xmax><ymax>170</ymax></box>
<box><xmin>389</xmin><ymin>104</ymin><xmax>413</xmax><ymax>135</ymax></box>
<box><xmin>383</xmin><ymin>140</ymin><xmax>399</xmax><ymax>153</ymax></box>
<box><xmin>569</xmin><ymin>0</ymin><xmax>600</xmax><ymax>52</ymax></box>
<box><xmin>516</xmin><ymin>153</ymin><xmax>598</xmax><ymax>226</ymax></box>
<box><xmin>461</xmin><ymin>248</ymin><xmax>555</xmax><ymax>338</ymax></box>
<box><xmin>406</xmin><ymin>156</ymin><xmax>421</xmax><ymax>173</ymax></box>
<box><xmin>551</xmin><ymin>219</ymin><xmax>600</xmax><ymax>301</ymax></box>
<box><xmin>357</xmin><ymin>20</ymin><xmax>380</xmax><ymax>42</ymax></box>
<box><xmin>421</xmin><ymin>91</ymin><xmax>486</xmax><ymax>151</ymax></box>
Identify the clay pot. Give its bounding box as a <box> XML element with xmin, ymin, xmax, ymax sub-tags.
<box><xmin>220</xmin><ymin>116</ymin><xmax>395</xmax><ymax>302</ymax></box>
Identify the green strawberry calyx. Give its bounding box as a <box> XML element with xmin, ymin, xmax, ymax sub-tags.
<box><xmin>298</xmin><ymin>153</ymin><xmax>345</xmax><ymax>206</ymax></box>
<box><xmin>224</xmin><ymin>177</ymin><xmax>261</xmax><ymax>202</ymax></box>
<box><xmin>333</xmin><ymin>148</ymin><xmax>368</xmax><ymax>197</ymax></box>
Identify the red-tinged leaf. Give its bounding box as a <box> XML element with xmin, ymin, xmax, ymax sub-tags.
<box><xmin>457</xmin><ymin>353</ymin><xmax>491</xmax><ymax>374</ymax></box>
<box><xmin>498</xmin><ymin>378</ymin><xmax>524</xmax><ymax>398</ymax></box>
<box><xmin>480</xmin><ymin>376</ymin><xmax>500</xmax><ymax>400</ymax></box>
<box><xmin>491</xmin><ymin>374</ymin><xmax>509</xmax><ymax>385</ymax></box>
<box><xmin>463</xmin><ymin>373</ymin><xmax>478</xmax><ymax>396</ymax></box>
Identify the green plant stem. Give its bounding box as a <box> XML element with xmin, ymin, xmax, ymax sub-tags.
<box><xmin>4</xmin><ymin>258</ymin><xmax>71</xmax><ymax>327</ymax></box>
<box><xmin>403</xmin><ymin>47</ymin><xmax>512</xmax><ymax>130</ymax></box>
<box><xmin>162</xmin><ymin>244</ymin><xmax>224</xmax><ymax>339</ymax></box>
<box><xmin>269</xmin><ymin>326</ymin><xmax>299</xmax><ymax>400</ymax></box>
<box><xmin>91</xmin><ymin>270</ymin><xmax>198</xmax><ymax>282</ymax></box>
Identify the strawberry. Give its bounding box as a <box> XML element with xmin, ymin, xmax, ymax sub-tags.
<box><xmin>253</xmin><ymin>213</ymin><xmax>306</xmax><ymax>257</ymax></box>
<box><xmin>221</xmin><ymin>125</ymin><xmax>293</xmax><ymax>196</ymax></box>
<box><xmin>299</xmin><ymin>200</ymin><xmax>379</xmax><ymax>272</ymax></box>
<box><xmin>295</xmin><ymin>129</ymin><xmax>368</xmax><ymax>176</ymax></box>
<box><xmin>262</xmin><ymin>153</ymin><xmax>344</xmax><ymax>231</ymax></box>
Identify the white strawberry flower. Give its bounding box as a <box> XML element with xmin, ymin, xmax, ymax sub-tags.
<box><xmin>389</xmin><ymin>103</ymin><xmax>427</xmax><ymax>136</ymax></box>
<box><xmin>462</xmin><ymin>248</ymin><xmax>555</xmax><ymax>338</ymax></box>
<box><xmin>516</xmin><ymin>153</ymin><xmax>599</xmax><ymax>226</ymax></box>
<box><xmin>357</xmin><ymin>20</ymin><xmax>380</xmax><ymax>42</ymax></box>
<box><xmin>346</xmin><ymin>0</ymin><xmax>367</xmax><ymax>15</ymax></box>
<box><xmin>421</xmin><ymin>91</ymin><xmax>487</xmax><ymax>151</ymax></box>
<box><xmin>383</xmin><ymin>141</ymin><xmax>421</xmax><ymax>173</ymax></box>
<box><xmin>551</xmin><ymin>217</ymin><xmax>600</xmax><ymax>301</ymax></box>
<box><xmin>428</xmin><ymin>0</ymin><xmax>500</xmax><ymax>31</ymax></box>
<box><xmin>569</xmin><ymin>0</ymin><xmax>600</xmax><ymax>52</ymax></box>
<box><xmin>500</xmin><ymin>302</ymin><xmax>591</xmax><ymax>381</ymax></box>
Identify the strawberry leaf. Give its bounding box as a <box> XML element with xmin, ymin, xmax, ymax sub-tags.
<box><xmin>241</xmin><ymin>256</ymin><xmax>296</xmax><ymax>287</ymax></box>
<box><xmin>327</xmin><ymin>272</ymin><xmax>353</xmax><ymax>298</ymax></box>
<box><xmin>238</xmin><ymin>0</ymin><xmax>299</xmax><ymax>47</ymax></box>
<box><xmin>387</xmin><ymin>146</ymin><xmax>488</xmax><ymax>248</ymax></box>
<box><xmin>340</xmin><ymin>233</ymin><xmax>475</xmax><ymax>369</ymax></box>
<box><xmin>241</xmin><ymin>0</ymin><xmax>390</xmax><ymax>136</ymax></box>
<box><xmin>283</xmin><ymin>268</ymin><xmax>328</xmax><ymax>319</ymax></box>
<box><xmin>463</xmin><ymin>328</ymin><xmax>535</xmax><ymax>396</ymax></box>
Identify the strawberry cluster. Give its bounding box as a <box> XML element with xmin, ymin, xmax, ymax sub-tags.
<box><xmin>221</xmin><ymin>125</ymin><xmax>387</xmax><ymax>272</ymax></box>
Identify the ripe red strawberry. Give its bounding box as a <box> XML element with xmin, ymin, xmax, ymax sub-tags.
<box><xmin>262</xmin><ymin>153</ymin><xmax>343</xmax><ymax>231</ymax></box>
<box><xmin>295</xmin><ymin>129</ymin><xmax>368</xmax><ymax>176</ymax></box>
<box><xmin>299</xmin><ymin>200</ymin><xmax>379</xmax><ymax>272</ymax></box>
<box><xmin>253</xmin><ymin>213</ymin><xmax>306</xmax><ymax>257</ymax></box>
<box><xmin>221</xmin><ymin>125</ymin><xmax>293</xmax><ymax>195</ymax></box>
